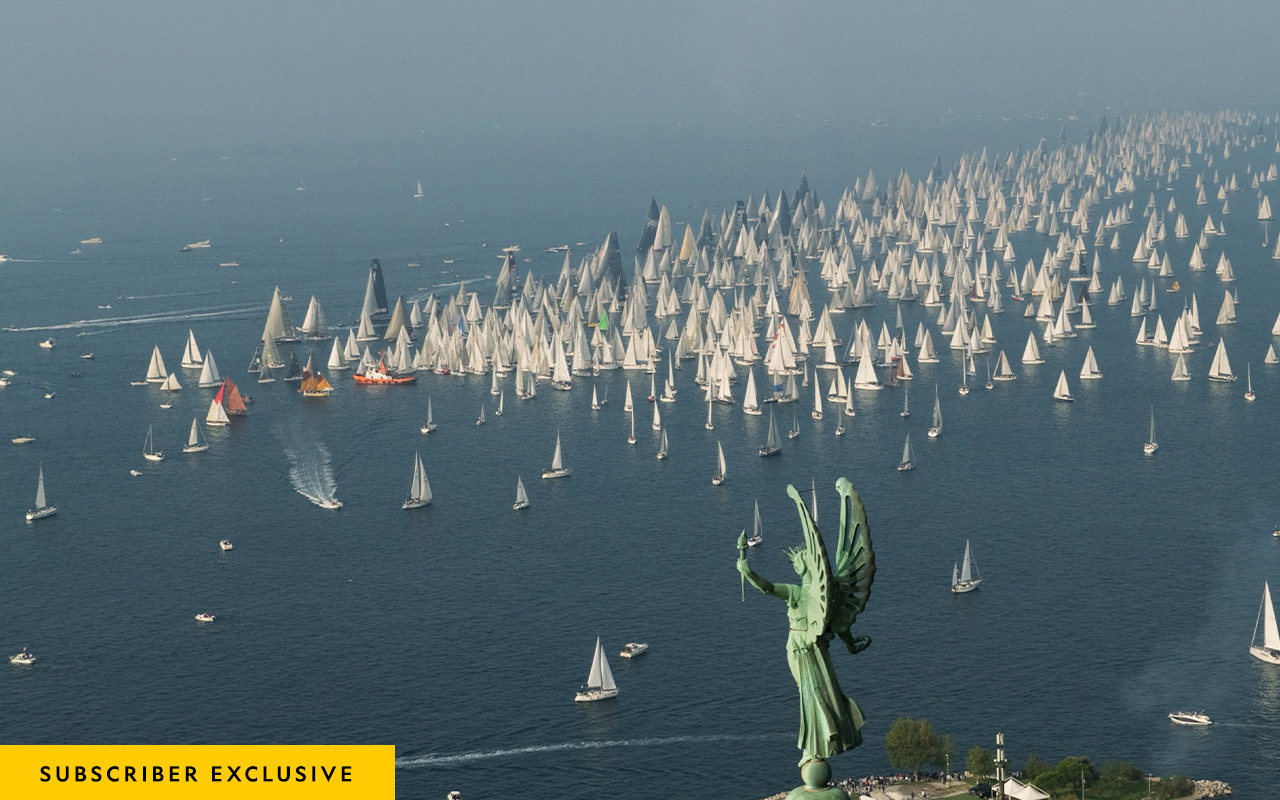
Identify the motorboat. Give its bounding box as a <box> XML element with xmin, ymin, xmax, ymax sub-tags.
<box><xmin>619</xmin><ymin>642</ymin><xmax>648</xmax><ymax>658</ymax></box>
<box><xmin>181</xmin><ymin>240</ymin><xmax>212</xmax><ymax>251</ymax></box>
<box><xmin>129</xmin><ymin>470</ymin><xmax>142</xmax><ymax>477</ymax></box>
<box><xmin>1168</xmin><ymin>711</ymin><xmax>1211</xmax><ymax>726</ymax></box>
<box><xmin>80</xmin><ymin>353</ymin><xmax>94</xmax><ymax>359</ymax></box>
<box><xmin>12</xmin><ymin>436</ymin><xmax>34</xmax><ymax>444</ymax></box>
<box><xmin>194</xmin><ymin>613</ymin><xmax>216</xmax><ymax>623</ymax></box>
<box><xmin>9</xmin><ymin>650</ymin><xmax>36</xmax><ymax>665</ymax></box>
<box><xmin>39</xmin><ymin>338</ymin><xmax>55</xmax><ymax>349</ymax></box>
<box><xmin>317</xmin><ymin>499</ymin><xmax>343</xmax><ymax>510</ymax></box>
<box><xmin>219</xmin><ymin>540</ymin><xmax>233</xmax><ymax>551</ymax></box>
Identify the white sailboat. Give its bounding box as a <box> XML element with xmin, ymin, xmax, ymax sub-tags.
<box><xmin>1246</xmin><ymin>363</ymin><xmax>1256</xmax><ymax>401</ymax></box>
<box><xmin>182</xmin><ymin>418</ymin><xmax>209</xmax><ymax>453</ymax></box>
<box><xmin>145</xmin><ymin>345</ymin><xmax>168</xmax><ymax>383</ymax></box>
<box><xmin>476</xmin><ymin>404</ymin><xmax>486</xmax><ymax>426</ymax></box>
<box><xmin>1053</xmin><ymin>370</ymin><xmax>1074</xmax><ymax>402</ymax></box>
<box><xmin>950</xmin><ymin>540</ymin><xmax>982</xmax><ymax>593</ymax></box>
<box><xmin>742</xmin><ymin>370</ymin><xmax>763</xmax><ymax>415</ymax></box>
<box><xmin>1172</xmin><ymin>353</ymin><xmax>1192</xmax><ymax>382</ymax></box>
<box><xmin>1144</xmin><ymin>406</ymin><xmax>1158</xmax><ymax>455</ymax></box>
<box><xmin>513</xmin><ymin>475</ymin><xmax>530</xmax><ymax>510</ymax></box>
<box><xmin>656</xmin><ymin>429</ymin><xmax>669</xmax><ymax>460</ymax></box>
<box><xmin>1250</xmin><ymin>582</ymin><xmax>1280</xmax><ymax>664</ymax></box>
<box><xmin>927</xmin><ymin>385</ymin><xmax>942</xmax><ymax>438</ymax></box>
<box><xmin>414</xmin><ymin>180</ymin><xmax>425</xmax><ymax>199</ymax></box>
<box><xmin>652</xmin><ymin>401</ymin><xmax>662</xmax><ymax>431</ymax></box>
<box><xmin>180</xmin><ymin>330</ymin><xmax>203</xmax><ymax>369</ymax></box>
<box><xmin>542</xmin><ymin>431</ymin><xmax>571</xmax><ymax>478</ymax></box>
<box><xmin>402</xmin><ymin>451</ymin><xmax>432</xmax><ymax>509</ymax></box>
<box><xmin>747</xmin><ymin>499</ymin><xmax>764</xmax><ymax>547</ymax></box>
<box><xmin>1079</xmin><ymin>346</ymin><xmax>1103</xmax><ymax>380</ymax></box>
<box><xmin>759</xmin><ymin>409</ymin><xmax>782</xmax><ymax>457</ymax></box>
<box><xmin>143</xmin><ymin>425</ymin><xmax>164</xmax><ymax>462</ymax></box>
<box><xmin>897</xmin><ymin>432</ymin><xmax>915</xmax><ymax>471</ymax></box>
<box><xmin>811</xmin><ymin>381</ymin><xmax>824</xmax><ymax>420</ymax></box>
<box><xmin>198</xmin><ymin>351</ymin><xmax>222</xmax><ymax>387</ymax></box>
<box><xmin>25</xmin><ymin>464</ymin><xmax>56</xmax><ymax>521</ymax></box>
<box><xmin>496</xmin><ymin>389</ymin><xmax>504</xmax><ymax>416</ymax></box>
<box><xmin>574</xmin><ymin>636</ymin><xmax>619</xmax><ymax>702</ymax></box>
<box><xmin>704</xmin><ymin>395</ymin><xmax>714</xmax><ymax>431</ymax></box>
<box><xmin>624</xmin><ymin>381</ymin><xmax>634</xmax><ymax>412</ymax></box>
<box><xmin>1208</xmin><ymin>340</ymin><xmax>1237</xmax><ymax>381</ymax></box>
<box><xmin>712</xmin><ymin>440</ymin><xmax>727</xmax><ymax>485</ymax></box>
<box><xmin>591</xmin><ymin>385</ymin><xmax>601</xmax><ymax>411</ymax></box>
<box><xmin>420</xmin><ymin>396</ymin><xmax>437</xmax><ymax>434</ymax></box>
<box><xmin>900</xmin><ymin>382</ymin><xmax>910</xmax><ymax>418</ymax></box>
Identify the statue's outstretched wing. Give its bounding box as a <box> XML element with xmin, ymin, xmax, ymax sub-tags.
<box><xmin>786</xmin><ymin>484</ymin><xmax>834</xmax><ymax>642</ymax></box>
<box><xmin>831</xmin><ymin>478</ymin><xmax>875</xmax><ymax>639</ymax></box>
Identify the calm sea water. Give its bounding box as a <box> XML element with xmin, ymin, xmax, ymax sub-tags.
<box><xmin>0</xmin><ymin>118</ymin><xmax>1276</xmax><ymax>799</ymax></box>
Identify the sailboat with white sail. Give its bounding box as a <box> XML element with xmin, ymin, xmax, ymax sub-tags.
<box><xmin>746</xmin><ymin>499</ymin><xmax>763</xmax><ymax>547</ymax></box>
<box><xmin>656</xmin><ymin>429</ymin><xmax>669</xmax><ymax>460</ymax></box>
<box><xmin>542</xmin><ymin>431</ymin><xmax>571</xmax><ymax>478</ymax></box>
<box><xmin>1053</xmin><ymin>370</ymin><xmax>1074</xmax><ymax>402</ymax></box>
<box><xmin>513</xmin><ymin>476</ymin><xmax>530</xmax><ymax>510</ymax></box>
<box><xmin>712</xmin><ymin>440</ymin><xmax>727</xmax><ymax>485</ymax></box>
<box><xmin>574</xmin><ymin>636</ymin><xmax>619</xmax><ymax>702</ymax></box>
<box><xmin>950</xmin><ymin>540</ymin><xmax>982</xmax><ymax>593</ymax></box>
<box><xmin>476</xmin><ymin>404</ymin><xmax>486</xmax><ymax>426</ymax></box>
<box><xmin>143</xmin><ymin>425</ymin><xmax>164</xmax><ymax>462</ymax></box>
<box><xmin>900</xmin><ymin>382</ymin><xmax>910</xmax><ymax>417</ymax></box>
<box><xmin>182</xmin><ymin>418</ymin><xmax>209</xmax><ymax>453</ymax></box>
<box><xmin>403</xmin><ymin>451</ymin><xmax>432</xmax><ymax>509</ymax></box>
<box><xmin>1246</xmin><ymin>363</ymin><xmax>1256</xmax><ymax>401</ymax></box>
<box><xmin>759</xmin><ymin>409</ymin><xmax>782</xmax><ymax>457</ymax></box>
<box><xmin>1208</xmin><ymin>340</ymin><xmax>1237</xmax><ymax>382</ymax></box>
<box><xmin>180</xmin><ymin>330</ymin><xmax>203</xmax><ymax>369</ymax></box>
<box><xmin>742</xmin><ymin>370</ymin><xmax>762</xmax><ymax>415</ymax></box>
<box><xmin>927</xmin><ymin>385</ymin><xmax>942</xmax><ymax>438</ymax></box>
<box><xmin>420</xmin><ymin>396</ymin><xmax>437</xmax><ymax>433</ymax></box>
<box><xmin>897</xmin><ymin>433</ymin><xmax>915</xmax><ymax>471</ymax></box>
<box><xmin>496</xmin><ymin>389</ymin><xmax>504</xmax><ymax>416</ymax></box>
<box><xmin>1249</xmin><ymin>582</ymin><xmax>1280</xmax><ymax>664</ymax></box>
<box><xmin>25</xmin><ymin>464</ymin><xmax>56</xmax><ymax>521</ymax></box>
<box><xmin>1143</xmin><ymin>407</ymin><xmax>1158</xmax><ymax>455</ymax></box>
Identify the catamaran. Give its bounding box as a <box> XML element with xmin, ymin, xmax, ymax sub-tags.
<box><xmin>574</xmin><ymin>636</ymin><xmax>618</xmax><ymax>702</ymax></box>
<box><xmin>759</xmin><ymin>409</ymin><xmax>782</xmax><ymax>457</ymax></box>
<box><xmin>25</xmin><ymin>464</ymin><xmax>56</xmax><ymax>522</ymax></box>
<box><xmin>927</xmin><ymin>385</ymin><xmax>943</xmax><ymax>438</ymax></box>
<box><xmin>143</xmin><ymin>425</ymin><xmax>164</xmax><ymax>462</ymax></box>
<box><xmin>1144</xmin><ymin>407</ymin><xmax>1159</xmax><ymax>455</ymax></box>
<box><xmin>182</xmin><ymin>418</ymin><xmax>209</xmax><ymax>453</ymax></box>
<box><xmin>542</xmin><ymin>431</ymin><xmax>571</xmax><ymax>478</ymax></box>
<box><xmin>712</xmin><ymin>440</ymin><xmax>727</xmax><ymax>485</ymax></box>
<box><xmin>513</xmin><ymin>476</ymin><xmax>530</xmax><ymax>510</ymax></box>
<box><xmin>424</xmin><ymin>394</ymin><xmax>440</xmax><ymax>430</ymax></box>
<box><xmin>1249</xmin><ymin>582</ymin><xmax>1280</xmax><ymax>664</ymax></box>
<box><xmin>951</xmin><ymin>540</ymin><xmax>982</xmax><ymax>593</ymax></box>
<box><xmin>403</xmin><ymin>451</ymin><xmax>432</xmax><ymax>509</ymax></box>
<box><xmin>897</xmin><ymin>433</ymin><xmax>915</xmax><ymax>471</ymax></box>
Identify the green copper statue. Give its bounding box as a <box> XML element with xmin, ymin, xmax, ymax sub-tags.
<box><xmin>736</xmin><ymin>478</ymin><xmax>875</xmax><ymax>797</ymax></box>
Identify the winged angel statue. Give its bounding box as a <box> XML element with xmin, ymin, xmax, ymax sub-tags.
<box><xmin>737</xmin><ymin>478</ymin><xmax>875</xmax><ymax>776</ymax></box>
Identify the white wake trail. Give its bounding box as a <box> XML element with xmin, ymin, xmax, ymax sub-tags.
<box><xmin>395</xmin><ymin>733</ymin><xmax>782</xmax><ymax>768</ymax></box>
<box><xmin>284</xmin><ymin>439</ymin><xmax>339</xmax><ymax>508</ymax></box>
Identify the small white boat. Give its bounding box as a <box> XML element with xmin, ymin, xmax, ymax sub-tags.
<box><xmin>38</xmin><ymin>338</ymin><xmax>55</xmax><ymax>349</ymax></box>
<box><xmin>129</xmin><ymin>469</ymin><xmax>142</xmax><ymax>477</ymax></box>
<box><xmin>194</xmin><ymin>613</ymin><xmax>216</xmax><ymax>623</ymax></box>
<box><xmin>1053</xmin><ymin>370</ymin><xmax>1074</xmax><ymax>402</ymax></box>
<box><xmin>9</xmin><ymin>650</ymin><xmax>36</xmax><ymax>665</ymax></box>
<box><xmin>897</xmin><ymin>433</ymin><xmax>915</xmax><ymax>471</ymax></box>
<box><xmin>747</xmin><ymin>499</ymin><xmax>763</xmax><ymax>547</ymax></box>
<box><xmin>656</xmin><ymin>429</ymin><xmax>669</xmax><ymax>460</ymax></box>
<box><xmin>12</xmin><ymin>436</ymin><xmax>34</xmax><ymax>444</ymax></box>
<box><xmin>619</xmin><ymin>642</ymin><xmax>648</xmax><ymax>658</ymax></box>
<box><xmin>143</xmin><ymin>424</ymin><xmax>164</xmax><ymax>462</ymax></box>
<box><xmin>575</xmin><ymin>636</ymin><xmax>619</xmax><ymax>702</ymax></box>
<box><xmin>182</xmin><ymin>418</ymin><xmax>209</xmax><ymax>453</ymax></box>
<box><xmin>542</xmin><ymin>431</ymin><xmax>572</xmax><ymax>478</ymax></box>
<box><xmin>402</xmin><ymin>451</ymin><xmax>433</xmax><ymax>509</ymax></box>
<box><xmin>927</xmin><ymin>384</ymin><xmax>942</xmax><ymax>438</ymax></box>
<box><xmin>950</xmin><ymin>540</ymin><xmax>982</xmax><ymax>593</ymax></box>
<box><xmin>1144</xmin><ymin>407</ymin><xmax>1159</xmax><ymax>455</ymax></box>
<box><xmin>513</xmin><ymin>476</ymin><xmax>530</xmax><ymax>510</ymax></box>
<box><xmin>476</xmin><ymin>404</ymin><xmax>486</xmax><ymax>426</ymax></box>
<box><xmin>219</xmin><ymin>540</ymin><xmax>233</xmax><ymax>551</ymax></box>
<box><xmin>420</xmin><ymin>396</ymin><xmax>437</xmax><ymax>434</ymax></box>
<box><xmin>712</xmin><ymin>440</ymin><xmax>727</xmax><ymax>486</ymax></box>
<box><xmin>317</xmin><ymin>498</ymin><xmax>343</xmax><ymax>510</ymax></box>
<box><xmin>1250</xmin><ymin>582</ymin><xmax>1280</xmax><ymax>664</ymax></box>
<box><xmin>1246</xmin><ymin>363</ymin><xmax>1257</xmax><ymax>401</ymax></box>
<box><xmin>1168</xmin><ymin>711</ymin><xmax>1212</xmax><ymax>726</ymax></box>
<box><xmin>80</xmin><ymin>353</ymin><xmax>94</xmax><ymax>360</ymax></box>
<box><xmin>759</xmin><ymin>410</ymin><xmax>782</xmax><ymax>457</ymax></box>
<box><xmin>25</xmin><ymin>464</ymin><xmax>56</xmax><ymax>522</ymax></box>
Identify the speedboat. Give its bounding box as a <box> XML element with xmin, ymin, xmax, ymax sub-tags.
<box><xmin>12</xmin><ymin>436</ymin><xmax>34</xmax><ymax>444</ymax></box>
<box><xmin>159</xmin><ymin>403</ymin><xmax>172</xmax><ymax>410</ymax></box>
<box><xmin>318</xmin><ymin>498</ymin><xmax>342</xmax><ymax>510</ymax></box>
<box><xmin>38</xmin><ymin>338</ymin><xmax>55</xmax><ymax>349</ymax></box>
<box><xmin>129</xmin><ymin>469</ymin><xmax>142</xmax><ymax>477</ymax></box>
<box><xmin>9</xmin><ymin>650</ymin><xmax>36</xmax><ymax>665</ymax></box>
<box><xmin>181</xmin><ymin>240</ymin><xmax>212</xmax><ymax>252</ymax></box>
<box><xmin>619</xmin><ymin>642</ymin><xmax>648</xmax><ymax>658</ymax></box>
<box><xmin>219</xmin><ymin>540</ymin><xmax>233</xmax><ymax>551</ymax></box>
<box><xmin>44</xmin><ymin>391</ymin><xmax>55</xmax><ymax>400</ymax></box>
<box><xmin>1168</xmin><ymin>711</ymin><xmax>1211</xmax><ymax>726</ymax></box>
<box><xmin>194</xmin><ymin>613</ymin><xmax>216</xmax><ymax>623</ymax></box>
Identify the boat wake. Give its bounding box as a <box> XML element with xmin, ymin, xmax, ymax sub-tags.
<box><xmin>395</xmin><ymin>733</ymin><xmax>782</xmax><ymax>768</ymax></box>
<box><xmin>6</xmin><ymin>304</ymin><xmax>261</xmax><ymax>333</ymax></box>
<box><xmin>284</xmin><ymin>438</ymin><xmax>340</xmax><ymax>508</ymax></box>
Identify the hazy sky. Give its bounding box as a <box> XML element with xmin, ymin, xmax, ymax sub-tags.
<box><xmin>2</xmin><ymin>2</ymin><xmax>1277</xmax><ymax>184</ymax></box>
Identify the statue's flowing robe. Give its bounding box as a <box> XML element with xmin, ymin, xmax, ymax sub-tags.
<box><xmin>782</xmin><ymin>584</ymin><xmax>863</xmax><ymax>763</ymax></box>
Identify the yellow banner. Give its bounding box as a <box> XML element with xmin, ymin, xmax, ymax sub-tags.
<box><xmin>0</xmin><ymin>745</ymin><xmax>394</xmax><ymax>798</ymax></box>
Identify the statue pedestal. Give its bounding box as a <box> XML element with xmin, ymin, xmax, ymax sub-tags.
<box><xmin>784</xmin><ymin>760</ymin><xmax>847</xmax><ymax>800</ymax></box>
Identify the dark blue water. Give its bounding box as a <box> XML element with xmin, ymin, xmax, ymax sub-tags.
<box><xmin>0</xmin><ymin>117</ymin><xmax>1276</xmax><ymax>799</ymax></box>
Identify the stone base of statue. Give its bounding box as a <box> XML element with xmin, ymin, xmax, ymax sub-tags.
<box><xmin>784</xmin><ymin>759</ymin><xmax>847</xmax><ymax>800</ymax></box>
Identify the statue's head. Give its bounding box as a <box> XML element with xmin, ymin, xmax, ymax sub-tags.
<box><xmin>785</xmin><ymin>547</ymin><xmax>807</xmax><ymax>576</ymax></box>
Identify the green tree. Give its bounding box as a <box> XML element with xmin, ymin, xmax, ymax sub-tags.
<box><xmin>937</xmin><ymin>734</ymin><xmax>955</xmax><ymax>774</ymax></box>
<box><xmin>1034</xmin><ymin>756</ymin><xmax>1098</xmax><ymax>795</ymax></box>
<box><xmin>1023</xmin><ymin>753</ymin><xmax>1050</xmax><ymax>781</ymax></box>
<box><xmin>885</xmin><ymin>718</ymin><xmax>939</xmax><ymax>781</ymax></box>
<box><xmin>967</xmin><ymin>746</ymin><xmax>994</xmax><ymax>781</ymax></box>
<box><xmin>1153</xmin><ymin>775</ymin><xmax>1194</xmax><ymax>800</ymax></box>
<box><xmin>1100</xmin><ymin>760</ymin><xmax>1142</xmax><ymax>786</ymax></box>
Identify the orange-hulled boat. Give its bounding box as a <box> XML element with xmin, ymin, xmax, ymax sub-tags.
<box><xmin>353</xmin><ymin>361</ymin><xmax>416</xmax><ymax>386</ymax></box>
